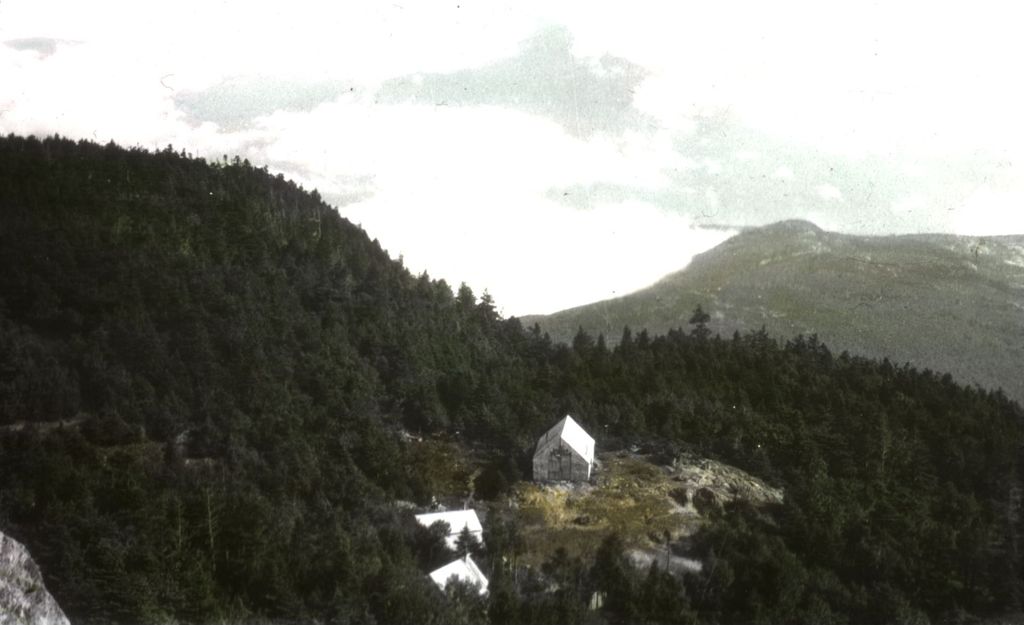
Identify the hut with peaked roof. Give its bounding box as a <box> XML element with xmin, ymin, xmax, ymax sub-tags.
<box><xmin>414</xmin><ymin>509</ymin><xmax>484</xmax><ymax>550</ymax></box>
<box><xmin>532</xmin><ymin>415</ymin><xmax>595</xmax><ymax>482</ymax></box>
<box><xmin>428</xmin><ymin>555</ymin><xmax>489</xmax><ymax>595</ymax></box>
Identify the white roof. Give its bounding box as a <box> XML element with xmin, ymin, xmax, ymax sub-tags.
<box><xmin>540</xmin><ymin>415</ymin><xmax>595</xmax><ymax>464</ymax></box>
<box><xmin>414</xmin><ymin>509</ymin><xmax>483</xmax><ymax>550</ymax></box>
<box><xmin>429</xmin><ymin>555</ymin><xmax>489</xmax><ymax>595</ymax></box>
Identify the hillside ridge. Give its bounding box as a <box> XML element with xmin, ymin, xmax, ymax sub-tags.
<box><xmin>528</xmin><ymin>221</ymin><xmax>1024</xmax><ymax>403</ymax></box>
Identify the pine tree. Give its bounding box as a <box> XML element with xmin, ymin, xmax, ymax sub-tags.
<box><xmin>689</xmin><ymin>305</ymin><xmax>711</xmax><ymax>340</ymax></box>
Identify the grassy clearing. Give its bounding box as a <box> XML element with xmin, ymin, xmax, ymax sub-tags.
<box><xmin>511</xmin><ymin>453</ymin><xmax>705</xmax><ymax>566</ymax></box>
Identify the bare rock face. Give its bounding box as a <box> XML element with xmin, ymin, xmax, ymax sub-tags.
<box><xmin>0</xmin><ymin>530</ymin><xmax>70</xmax><ymax>625</ymax></box>
<box><xmin>671</xmin><ymin>452</ymin><xmax>784</xmax><ymax>508</ymax></box>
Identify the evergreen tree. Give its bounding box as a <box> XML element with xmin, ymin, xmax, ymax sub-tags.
<box><xmin>689</xmin><ymin>305</ymin><xmax>711</xmax><ymax>340</ymax></box>
<box><xmin>455</xmin><ymin>525</ymin><xmax>482</xmax><ymax>559</ymax></box>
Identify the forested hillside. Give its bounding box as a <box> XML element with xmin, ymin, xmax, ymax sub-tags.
<box><xmin>1</xmin><ymin>135</ymin><xmax>1022</xmax><ymax>624</ymax></box>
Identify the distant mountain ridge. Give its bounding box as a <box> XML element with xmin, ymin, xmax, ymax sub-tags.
<box><xmin>528</xmin><ymin>220</ymin><xmax>1024</xmax><ymax>403</ymax></box>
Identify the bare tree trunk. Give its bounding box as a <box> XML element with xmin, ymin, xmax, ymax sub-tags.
<box><xmin>205</xmin><ymin>488</ymin><xmax>217</xmax><ymax>573</ymax></box>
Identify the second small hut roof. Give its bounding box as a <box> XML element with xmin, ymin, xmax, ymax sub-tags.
<box><xmin>414</xmin><ymin>509</ymin><xmax>483</xmax><ymax>549</ymax></box>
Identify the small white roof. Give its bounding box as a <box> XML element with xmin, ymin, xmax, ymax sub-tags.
<box><xmin>429</xmin><ymin>555</ymin><xmax>489</xmax><ymax>595</ymax></box>
<box><xmin>541</xmin><ymin>415</ymin><xmax>595</xmax><ymax>464</ymax></box>
<box><xmin>414</xmin><ymin>509</ymin><xmax>483</xmax><ymax>550</ymax></box>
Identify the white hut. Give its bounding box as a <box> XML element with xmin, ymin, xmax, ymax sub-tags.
<box><xmin>532</xmin><ymin>415</ymin><xmax>595</xmax><ymax>482</ymax></box>
<box><xmin>428</xmin><ymin>555</ymin><xmax>489</xmax><ymax>595</ymax></box>
<box><xmin>414</xmin><ymin>509</ymin><xmax>483</xmax><ymax>550</ymax></box>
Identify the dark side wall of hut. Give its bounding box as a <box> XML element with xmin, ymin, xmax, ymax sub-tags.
<box><xmin>533</xmin><ymin>440</ymin><xmax>590</xmax><ymax>482</ymax></box>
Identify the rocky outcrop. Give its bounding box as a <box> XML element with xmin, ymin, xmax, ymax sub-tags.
<box><xmin>670</xmin><ymin>452</ymin><xmax>783</xmax><ymax>508</ymax></box>
<box><xmin>0</xmin><ymin>530</ymin><xmax>70</xmax><ymax>625</ymax></box>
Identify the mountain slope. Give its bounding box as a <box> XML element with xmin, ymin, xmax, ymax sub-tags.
<box><xmin>529</xmin><ymin>219</ymin><xmax>1024</xmax><ymax>403</ymax></box>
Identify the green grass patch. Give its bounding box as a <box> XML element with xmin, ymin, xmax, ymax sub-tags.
<box><xmin>511</xmin><ymin>454</ymin><xmax>705</xmax><ymax>565</ymax></box>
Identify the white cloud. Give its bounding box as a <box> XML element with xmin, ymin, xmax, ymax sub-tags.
<box><xmin>892</xmin><ymin>193</ymin><xmax>928</xmax><ymax>213</ymax></box>
<box><xmin>255</xmin><ymin>100</ymin><xmax>668</xmax><ymax>198</ymax></box>
<box><xmin>901</xmin><ymin>161</ymin><xmax>929</xmax><ymax>178</ymax></box>
<box><xmin>0</xmin><ymin>37</ymin><xmax>250</xmax><ymax>155</ymax></box>
<box><xmin>243</xmin><ymin>97</ymin><xmax>708</xmax><ymax>314</ymax></box>
<box><xmin>772</xmin><ymin>166</ymin><xmax>794</xmax><ymax>180</ymax></box>
<box><xmin>6</xmin><ymin>1</ymin><xmax>1024</xmax><ymax>160</ymax></box>
<box><xmin>703</xmin><ymin>159</ymin><xmax>723</xmax><ymax>175</ymax></box>
<box><xmin>1</xmin><ymin>0</ymin><xmax>543</xmax><ymax>88</ymax></box>
<box><xmin>816</xmin><ymin>184</ymin><xmax>842</xmax><ymax>201</ymax></box>
<box><xmin>704</xmin><ymin>188</ymin><xmax>720</xmax><ymax>210</ymax></box>
<box><xmin>950</xmin><ymin>186</ymin><xmax>1024</xmax><ymax>236</ymax></box>
<box><xmin>348</xmin><ymin>193</ymin><xmax>735</xmax><ymax>316</ymax></box>
<box><xmin>554</xmin><ymin>2</ymin><xmax>1024</xmax><ymax>158</ymax></box>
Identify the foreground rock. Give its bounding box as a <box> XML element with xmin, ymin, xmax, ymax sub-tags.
<box><xmin>0</xmin><ymin>530</ymin><xmax>70</xmax><ymax>625</ymax></box>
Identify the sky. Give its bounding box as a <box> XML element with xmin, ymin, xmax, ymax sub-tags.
<box><xmin>2</xmin><ymin>1</ymin><xmax>1023</xmax><ymax>316</ymax></box>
